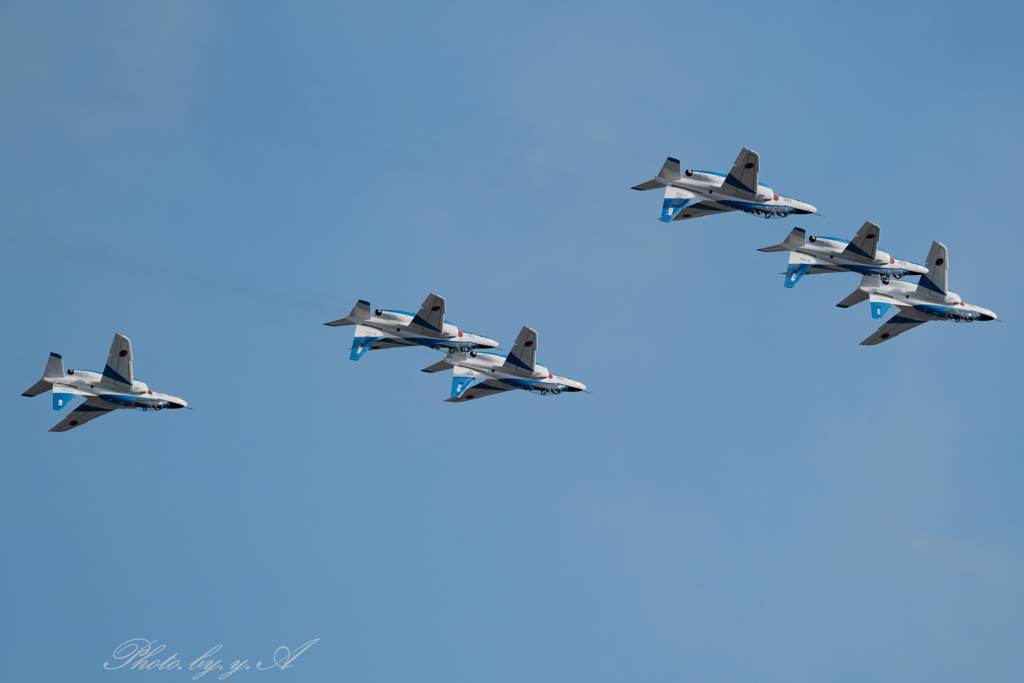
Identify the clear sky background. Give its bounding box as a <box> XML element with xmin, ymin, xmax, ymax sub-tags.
<box><xmin>2</xmin><ymin>1</ymin><xmax>1023</xmax><ymax>681</ymax></box>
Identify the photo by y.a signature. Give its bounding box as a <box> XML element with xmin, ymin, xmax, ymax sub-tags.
<box><xmin>104</xmin><ymin>638</ymin><xmax>320</xmax><ymax>680</ymax></box>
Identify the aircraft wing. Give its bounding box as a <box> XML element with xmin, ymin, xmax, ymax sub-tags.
<box><xmin>841</xmin><ymin>221</ymin><xmax>881</xmax><ymax>262</ymax></box>
<box><xmin>444</xmin><ymin>379</ymin><xmax>517</xmax><ymax>403</ymax></box>
<box><xmin>103</xmin><ymin>334</ymin><xmax>134</xmax><ymax>389</ymax></box>
<box><xmin>49</xmin><ymin>397</ymin><xmax>117</xmax><ymax>432</ymax></box>
<box><xmin>671</xmin><ymin>201</ymin><xmax>734</xmax><ymax>221</ymax></box>
<box><xmin>723</xmin><ymin>148</ymin><xmax>760</xmax><ymax>198</ymax></box>
<box><xmin>859</xmin><ymin>308</ymin><xmax>931</xmax><ymax>346</ymax></box>
<box><xmin>408</xmin><ymin>293</ymin><xmax>446</xmax><ymax>335</ymax></box>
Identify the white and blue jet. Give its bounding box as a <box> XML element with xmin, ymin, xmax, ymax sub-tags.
<box><xmin>632</xmin><ymin>148</ymin><xmax>817</xmax><ymax>222</ymax></box>
<box><xmin>21</xmin><ymin>334</ymin><xmax>187</xmax><ymax>432</ymax></box>
<box><xmin>758</xmin><ymin>222</ymin><xmax>928</xmax><ymax>288</ymax></box>
<box><xmin>834</xmin><ymin>241</ymin><xmax>998</xmax><ymax>345</ymax></box>
<box><xmin>325</xmin><ymin>293</ymin><xmax>499</xmax><ymax>360</ymax></box>
<box><xmin>421</xmin><ymin>326</ymin><xmax>586</xmax><ymax>402</ymax></box>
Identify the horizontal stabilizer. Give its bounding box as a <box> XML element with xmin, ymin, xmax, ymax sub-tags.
<box><xmin>422</xmin><ymin>360</ymin><xmax>452</xmax><ymax>373</ymax></box>
<box><xmin>631</xmin><ymin>179</ymin><xmax>663</xmax><ymax>191</ymax></box>
<box><xmin>658</xmin><ymin>157</ymin><xmax>682</xmax><ymax>180</ymax></box>
<box><xmin>325</xmin><ymin>299</ymin><xmax>371</xmax><ymax>326</ymax></box>
<box><xmin>44</xmin><ymin>352</ymin><xmax>65</xmax><ymax>379</ymax></box>
<box><xmin>22</xmin><ymin>379</ymin><xmax>51</xmax><ymax>397</ymax></box>
<box><xmin>836</xmin><ymin>290</ymin><xmax>869</xmax><ymax>308</ymax></box>
<box><xmin>23</xmin><ymin>352</ymin><xmax>66</xmax><ymax>397</ymax></box>
<box><xmin>759</xmin><ymin>227</ymin><xmax>806</xmax><ymax>253</ymax></box>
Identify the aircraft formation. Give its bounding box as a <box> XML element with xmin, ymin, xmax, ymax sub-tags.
<box><xmin>326</xmin><ymin>294</ymin><xmax>586</xmax><ymax>402</ymax></box>
<box><xmin>23</xmin><ymin>146</ymin><xmax>998</xmax><ymax>431</ymax></box>
<box><xmin>634</xmin><ymin>148</ymin><xmax>998</xmax><ymax>346</ymax></box>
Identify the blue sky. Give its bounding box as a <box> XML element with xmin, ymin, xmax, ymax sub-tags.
<box><xmin>2</xmin><ymin>1</ymin><xmax>1023</xmax><ymax>680</ymax></box>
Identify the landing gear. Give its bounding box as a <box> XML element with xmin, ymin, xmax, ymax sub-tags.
<box><xmin>881</xmin><ymin>275</ymin><xmax>890</xmax><ymax>285</ymax></box>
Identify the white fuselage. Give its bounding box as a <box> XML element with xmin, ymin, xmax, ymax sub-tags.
<box><xmin>451</xmin><ymin>351</ymin><xmax>586</xmax><ymax>394</ymax></box>
<box><xmin>662</xmin><ymin>170</ymin><xmax>817</xmax><ymax>216</ymax></box>
<box><xmin>55</xmin><ymin>370</ymin><xmax>187</xmax><ymax>410</ymax></box>
<box><xmin>860</xmin><ymin>279</ymin><xmax>997</xmax><ymax>321</ymax></box>
<box><xmin>787</xmin><ymin>235</ymin><xmax>927</xmax><ymax>277</ymax></box>
<box><xmin>354</xmin><ymin>309</ymin><xmax>499</xmax><ymax>351</ymax></box>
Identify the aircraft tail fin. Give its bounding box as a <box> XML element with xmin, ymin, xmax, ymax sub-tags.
<box><xmin>22</xmin><ymin>353</ymin><xmax>65</xmax><ymax>397</ymax></box>
<box><xmin>840</xmin><ymin>221</ymin><xmax>881</xmax><ymax>262</ymax></box>
<box><xmin>661</xmin><ymin>186</ymin><xmax>697</xmax><ymax>222</ymax></box>
<box><xmin>723</xmin><ymin>148</ymin><xmax>760</xmax><ymax>198</ymax></box>
<box><xmin>758</xmin><ymin>227</ymin><xmax>806</xmax><ymax>252</ymax></box>
<box><xmin>451</xmin><ymin>366</ymin><xmax>485</xmax><ymax>399</ymax></box>
<box><xmin>501</xmin><ymin>326</ymin><xmax>538</xmax><ymax>375</ymax></box>
<box><xmin>916</xmin><ymin>241</ymin><xmax>948</xmax><ymax>301</ymax></box>
<box><xmin>631</xmin><ymin>157</ymin><xmax>681</xmax><ymax>190</ymax></box>
<box><xmin>325</xmin><ymin>300</ymin><xmax>371</xmax><ymax>327</ymax></box>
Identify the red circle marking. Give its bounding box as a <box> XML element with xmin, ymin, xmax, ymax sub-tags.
<box><xmin>524</xmin><ymin>341</ymin><xmax>533</xmax><ymax>347</ymax></box>
<box><xmin>457</xmin><ymin>331</ymin><xmax>463</xmax><ymax>337</ymax></box>
<box><xmin>881</xmin><ymin>333</ymin><xmax>890</xmax><ymax>339</ymax></box>
<box><xmin>148</xmin><ymin>390</ymin><xmax>153</xmax><ymax>395</ymax></box>
<box><xmin>70</xmin><ymin>421</ymin><xmax>79</xmax><ymax>426</ymax></box>
<box><xmin>744</xmin><ymin>162</ymin><xmax>754</xmax><ymax>169</ymax></box>
<box><xmin>773</xmin><ymin>194</ymin><xmax>779</xmax><ymax>201</ymax></box>
<box><xmin>936</xmin><ymin>258</ymin><xmax>944</xmax><ymax>265</ymax></box>
<box><xmin>119</xmin><ymin>350</ymin><xmax>127</xmax><ymax>357</ymax></box>
<box><xmin>548</xmin><ymin>374</ymin><xmax>553</xmax><ymax>379</ymax></box>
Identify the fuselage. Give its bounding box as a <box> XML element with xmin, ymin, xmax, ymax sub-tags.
<box><xmin>787</xmin><ymin>235</ymin><xmax>927</xmax><ymax>278</ymax></box>
<box><xmin>354</xmin><ymin>309</ymin><xmax>499</xmax><ymax>351</ymax></box>
<box><xmin>661</xmin><ymin>170</ymin><xmax>817</xmax><ymax>218</ymax></box>
<box><xmin>452</xmin><ymin>350</ymin><xmax>586</xmax><ymax>394</ymax></box>
<box><xmin>860</xmin><ymin>279</ymin><xmax>997</xmax><ymax>322</ymax></box>
<box><xmin>56</xmin><ymin>369</ymin><xmax>186</xmax><ymax>410</ymax></box>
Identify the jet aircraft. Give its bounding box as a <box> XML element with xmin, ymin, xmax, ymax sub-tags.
<box><xmin>325</xmin><ymin>293</ymin><xmax>499</xmax><ymax>360</ymax></box>
<box><xmin>421</xmin><ymin>326</ymin><xmax>585</xmax><ymax>402</ymax></box>
<box><xmin>21</xmin><ymin>334</ymin><xmax>187</xmax><ymax>432</ymax></box>
<box><xmin>835</xmin><ymin>241</ymin><xmax>997</xmax><ymax>345</ymax></box>
<box><xmin>758</xmin><ymin>222</ymin><xmax>927</xmax><ymax>288</ymax></box>
<box><xmin>632</xmin><ymin>148</ymin><xmax>817</xmax><ymax>222</ymax></box>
